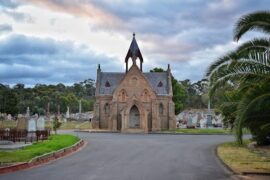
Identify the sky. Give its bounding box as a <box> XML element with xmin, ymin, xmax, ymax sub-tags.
<box><xmin>0</xmin><ymin>0</ymin><xmax>269</xmax><ymax>87</ymax></box>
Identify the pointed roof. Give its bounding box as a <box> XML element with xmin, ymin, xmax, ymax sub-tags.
<box><xmin>125</xmin><ymin>33</ymin><xmax>143</xmax><ymax>63</ymax></box>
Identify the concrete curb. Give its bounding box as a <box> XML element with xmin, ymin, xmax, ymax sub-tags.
<box><xmin>75</xmin><ymin>130</ymin><xmax>119</xmax><ymax>133</ymax></box>
<box><xmin>0</xmin><ymin>139</ymin><xmax>85</xmax><ymax>174</ymax></box>
<box><xmin>215</xmin><ymin>146</ymin><xmax>236</xmax><ymax>175</ymax></box>
<box><xmin>150</xmin><ymin>132</ymin><xmax>233</xmax><ymax>135</ymax></box>
<box><xmin>76</xmin><ymin>130</ymin><xmax>233</xmax><ymax>135</ymax></box>
<box><xmin>215</xmin><ymin>144</ymin><xmax>270</xmax><ymax>177</ymax></box>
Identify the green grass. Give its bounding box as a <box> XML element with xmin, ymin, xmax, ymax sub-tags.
<box><xmin>46</xmin><ymin>121</ymin><xmax>92</xmax><ymax>130</ymax></box>
<box><xmin>217</xmin><ymin>141</ymin><xmax>270</xmax><ymax>173</ymax></box>
<box><xmin>163</xmin><ymin>128</ymin><xmax>232</xmax><ymax>134</ymax></box>
<box><xmin>0</xmin><ymin>134</ymin><xmax>80</xmax><ymax>163</ymax></box>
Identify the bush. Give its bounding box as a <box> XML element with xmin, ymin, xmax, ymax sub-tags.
<box><xmin>53</xmin><ymin>116</ymin><xmax>62</xmax><ymax>134</ymax></box>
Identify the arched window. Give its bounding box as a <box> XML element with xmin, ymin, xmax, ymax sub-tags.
<box><xmin>104</xmin><ymin>103</ymin><xmax>110</xmax><ymax>114</ymax></box>
<box><xmin>141</xmin><ymin>89</ymin><xmax>150</xmax><ymax>102</ymax></box>
<box><xmin>118</xmin><ymin>89</ymin><xmax>127</xmax><ymax>102</ymax></box>
<box><xmin>159</xmin><ymin>103</ymin><xmax>164</xmax><ymax>115</ymax></box>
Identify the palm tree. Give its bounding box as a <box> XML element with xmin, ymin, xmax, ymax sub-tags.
<box><xmin>234</xmin><ymin>11</ymin><xmax>270</xmax><ymax>41</ymax></box>
<box><xmin>206</xmin><ymin>11</ymin><xmax>270</xmax><ymax>144</ymax></box>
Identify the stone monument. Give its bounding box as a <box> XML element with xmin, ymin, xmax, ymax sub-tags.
<box><xmin>26</xmin><ymin>107</ymin><xmax>30</xmax><ymax>117</ymax></box>
<box><xmin>28</xmin><ymin>117</ymin><xmax>37</xmax><ymax>132</ymax></box>
<box><xmin>7</xmin><ymin>114</ymin><xmax>12</xmax><ymax>120</ymax></box>
<box><xmin>187</xmin><ymin>113</ymin><xmax>193</xmax><ymax>127</ymax></box>
<box><xmin>66</xmin><ymin>106</ymin><xmax>70</xmax><ymax>118</ymax></box>
<box><xmin>17</xmin><ymin>117</ymin><xmax>27</xmax><ymax>130</ymax></box>
<box><xmin>206</xmin><ymin>100</ymin><xmax>213</xmax><ymax>127</ymax></box>
<box><xmin>79</xmin><ymin>100</ymin><xmax>82</xmax><ymax>114</ymax></box>
<box><xmin>37</xmin><ymin>116</ymin><xmax>45</xmax><ymax>130</ymax></box>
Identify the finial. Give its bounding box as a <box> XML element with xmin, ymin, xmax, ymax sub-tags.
<box><xmin>133</xmin><ymin>32</ymin><xmax>135</xmax><ymax>37</ymax></box>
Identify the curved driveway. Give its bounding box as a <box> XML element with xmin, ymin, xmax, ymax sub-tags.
<box><xmin>0</xmin><ymin>133</ymin><xmax>235</xmax><ymax>180</ymax></box>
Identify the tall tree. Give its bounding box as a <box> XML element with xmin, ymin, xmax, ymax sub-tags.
<box><xmin>150</xmin><ymin>68</ymin><xmax>186</xmax><ymax>114</ymax></box>
<box><xmin>206</xmin><ymin>11</ymin><xmax>270</xmax><ymax>145</ymax></box>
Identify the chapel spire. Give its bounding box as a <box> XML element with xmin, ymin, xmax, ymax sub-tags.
<box><xmin>125</xmin><ymin>33</ymin><xmax>143</xmax><ymax>72</ymax></box>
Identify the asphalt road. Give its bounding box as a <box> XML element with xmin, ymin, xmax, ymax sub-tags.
<box><xmin>0</xmin><ymin>133</ymin><xmax>236</xmax><ymax>180</ymax></box>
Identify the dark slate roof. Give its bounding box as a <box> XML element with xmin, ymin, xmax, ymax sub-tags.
<box><xmin>125</xmin><ymin>33</ymin><xmax>143</xmax><ymax>62</ymax></box>
<box><xmin>98</xmin><ymin>72</ymin><xmax>169</xmax><ymax>95</ymax></box>
<box><xmin>144</xmin><ymin>72</ymin><xmax>168</xmax><ymax>95</ymax></box>
<box><xmin>99</xmin><ymin>73</ymin><xmax>124</xmax><ymax>95</ymax></box>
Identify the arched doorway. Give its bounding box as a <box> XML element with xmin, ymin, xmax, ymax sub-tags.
<box><xmin>129</xmin><ymin>105</ymin><xmax>140</xmax><ymax>128</ymax></box>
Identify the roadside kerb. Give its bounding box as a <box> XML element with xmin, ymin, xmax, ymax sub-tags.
<box><xmin>0</xmin><ymin>139</ymin><xmax>85</xmax><ymax>174</ymax></box>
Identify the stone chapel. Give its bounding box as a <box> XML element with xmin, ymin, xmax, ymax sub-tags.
<box><xmin>92</xmin><ymin>34</ymin><xmax>176</xmax><ymax>133</ymax></box>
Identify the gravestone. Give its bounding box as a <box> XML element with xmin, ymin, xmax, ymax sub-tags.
<box><xmin>37</xmin><ymin>116</ymin><xmax>45</xmax><ymax>130</ymax></box>
<box><xmin>26</xmin><ymin>107</ymin><xmax>30</xmax><ymax>117</ymax></box>
<box><xmin>66</xmin><ymin>106</ymin><xmax>70</xmax><ymax>118</ymax></box>
<box><xmin>187</xmin><ymin>115</ymin><xmax>193</xmax><ymax>127</ymax></box>
<box><xmin>28</xmin><ymin>117</ymin><xmax>36</xmax><ymax>131</ymax></box>
<box><xmin>17</xmin><ymin>117</ymin><xmax>27</xmax><ymax>130</ymax></box>
<box><xmin>62</xmin><ymin>118</ymin><xmax>67</xmax><ymax>123</ymax></box>
<box><xmin>206</xmin><ymin>100</ymin><xmax>213</xmax><ymax>127</ymax></box>
<box><xmin>7</xmin><ymin>114</ymin><xmax>12</xmax><ymax>120</ymax></box>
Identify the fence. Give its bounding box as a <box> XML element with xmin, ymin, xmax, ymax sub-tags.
<box><xmin>0</xmin><ymin>129</ymin><xmax>50</xmax><ymax>143</ymax></box>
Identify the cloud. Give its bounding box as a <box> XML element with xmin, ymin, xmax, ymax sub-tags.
<box><xmin>25</xmin><ymin>0</ymin><xmax>124</xmax><ymax>30</ymax></box>
<box><xmin>1</xmin><ymin>0</ymin><xmax>269</xmax><ymax>84</ymax></box>
<box><xmin>1</xmin><ymin>9</ymin><xmax>34</xmax><ymax>23</ymax></box>
<box><xmin>0</xmin><ymin>24</ymin><xmax>12</xmax><ymax>34</ymax></box>
<box><xmin>0</xmin><ymin>0</ymin><xmax>22</xmax><ymax>9</ymax></box>
<box><xmin>0</xmin><ymin>34</ymin><xmax>121</xmax><ymax>86</ymax></box>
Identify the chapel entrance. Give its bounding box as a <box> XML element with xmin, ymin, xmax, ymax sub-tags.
<box><xmin>129</xmin><ymin>105</ymin><xmax>140</xmax><ymax>128</ymax></box>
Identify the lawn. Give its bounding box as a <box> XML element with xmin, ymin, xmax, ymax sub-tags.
<box><xmin>217</xmin><ymin>141</ymin><xmax>270</xmax><ymax>173</ymax></box>
<box><xmin>46</xmin><ymin>121</ymin><xmax>92</xmax><ymax>130</ymax></box>
<box><xmin>0</xmin><ymin>134</ymin><xmax>80</xmax><ymax>163</ymax></box>
<box><xmin>163</xmin><ymin>128</ymin><xmax>232</xmax><ymax>134</ymax></box>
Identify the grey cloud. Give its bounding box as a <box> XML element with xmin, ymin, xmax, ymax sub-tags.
<box><xmin>1</xmin><ymin>10</ymin><xmax>34</xmax><ymax>23</ymax></box>
<box><xmin>0</xmin><ymin>34</ymin><xmax>121</xmax><ymax>86</ymax></box>
<box><xmin>0</xmin><ymin>24</ymin><xmax>12</xmax><ymax>34</ymax></box>
<box><xmin>0</xmin><ymin>0</ymin><xmax>21</xmax><ymax>9</ymax></box>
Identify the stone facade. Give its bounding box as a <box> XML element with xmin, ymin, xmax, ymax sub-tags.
<box><xmin>92</xmin><ymin>34</ymin><xmax>176</xmax><ymax>133</ymax></box>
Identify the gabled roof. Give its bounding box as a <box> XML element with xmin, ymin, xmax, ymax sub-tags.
<box><xmin>98</xmin><ymin>71</ymin><xmax>169</xmax><ymax>95</ymax></box>
<box><xmin>125</xmin><ymin>33</ymin><xmax>143</xmax><ymax>63</ymax></box>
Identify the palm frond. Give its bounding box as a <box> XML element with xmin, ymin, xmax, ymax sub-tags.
<box><xmin>234</xmin><ymin>11</ymin><xmax>270</xmax><ymax>41</ymax></box>
<box><xmin>236</xmin><ymin>38</ymin><xmax>270</xmax><ymax>56</ymax></box>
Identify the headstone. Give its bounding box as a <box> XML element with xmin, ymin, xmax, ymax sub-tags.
<box><xmin>206</xmin><ymin>100</ymin><xmax>213</xmax><ymax>127</ymax></box>
<box><xmin>17</xmin><ymin>117</ymin><xmax>27</xmax><ymax>130</ymax></box>
<box><xmin>79</xmin><ymin>100</ymin><xmax>82</xmax><ymax>114</ymax></box>
<box><xmin>28</xmin><ymin>117</ymin><xmax>36</xmax><ymax>131</ymax></box>
<box><xmin>26</xmin><ymin>107</ymin><xmax>30</xmax><ymax>117</ymax></box>
<box><xmin>66</xmin><ymin>106</ymin><xmax>70</xmax><ymax>118</ymax></box>
<box><xmin>37</xmin><ymin>116</ymin><xmax>45</xmax><ymax>130</ymax></box>
<box><xmin>62</xmin><ymin>118</ymin><xmax>67</xmax><ymax>123</ymax></box>
<box><xmin>206</xmin><ymin>114</ymin><xmax>212</xmax><ymax>127</ymax></box>
<box><xmin>7</xmin><ymin>114</ymin><xmax>12</xmax><ymax>120</ymax></box>
<box><xmin>187</xmin><ymin>114</ymin><xmax>193</xmax><ymax>127</ymax></box>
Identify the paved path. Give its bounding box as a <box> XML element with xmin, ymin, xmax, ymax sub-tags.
<box><xmin>0</xmin><ymin>133</ymin><xmax>235</xmax><ymax>180</ymax></box>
